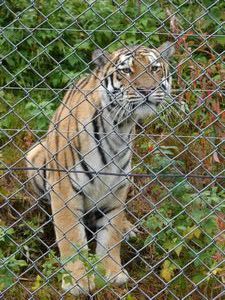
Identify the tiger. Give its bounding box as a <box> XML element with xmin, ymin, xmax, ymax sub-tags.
<box><xmin>26</xmin><ymin>41</ymin><xmax>175</xmax><ymax>296</ymax></box>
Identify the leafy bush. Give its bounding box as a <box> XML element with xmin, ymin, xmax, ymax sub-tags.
<box><xmin>144</xmin><ymin>188</ymin><xmax>225</xmax><ymax>281</ymax></box>
<box><xmin>141</xmin><ymin>146</ymin><xmax>225</xmax><ymax>297</ymax></box>
<box><xmin>0</xmin><ymin>0</ymin><xmax>224</xmax><ymax>137</ymax></box>
<box><xmin>0</xmin><ymin>227</ymin><xmax>27</xmax><ymax>290</ymax></box>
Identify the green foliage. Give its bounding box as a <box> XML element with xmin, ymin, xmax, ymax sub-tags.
<box><xmin>0</xmin><ymin>227</ymin><xmax>27</xmax><ymax>291</ymax></box>
<box><xmin>144</xmin><ymin>183</ymin><xmax>225</xmax><ymax>294</ymax></box>
<box><xmin>82</xmin><ymin>251</ymin><xmax>106</xmax><ymax>289</ymax></box>
<box><xmin>32</xmin><ymin>251</ymin><xmax>64</xmax><ymax>291</ymax></box>
<box><xmin>31</xmin><ymin>249</ymin><xmax>106</xmax><ymax>294</ymax></box>
<box><xmin>135</xmin><ymin>142</ymin><xmax>225</xmax><ymax>297</ymax></box>
<box><xmin>134</xmin><ymin>144</ymin><xmax>186</xmax><ymax>181</ymax></box>
<box><xmin>63</xmin><ymin>249</ymin><xmax>106</xmax><ymax>289</ymax></box>
<box><xmin>0</xmin><ymin>255</ymin><xmax>27</xmax><ymax>290</ymax></box>
<box><xmin>0</xmin><ymin>0</ymin><xmax>224</xmax><ymax>137</ymax></box>
<box><xmin>25</xmin><ymin>100</ymin><xmax>56</xmax><ymax>130</ymax></box>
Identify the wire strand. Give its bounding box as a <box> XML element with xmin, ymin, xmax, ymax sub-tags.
<box><xmin>0</xmin><ymin>167</ymin><xmax>224</xmax><ymax>180</ymax></box>
<box><xmin>0</xmin><ymin>128</ymin><xmax>224</xmax><ymax>141</ymax></box>
<box><xmin>1</xmin><ymin>86</ymin><xmax>224</xmax><ymax>93</ymax></box>
<box><xmin>0</xmin><ymin>26</ymin><xmax>224</xmax><ymax>37</ymax></box>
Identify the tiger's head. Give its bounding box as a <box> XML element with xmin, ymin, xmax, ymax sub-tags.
<box><xmin>93</xmin><ymin>42</ymin><xmax>175</xmax><ymax>122</ymax></box>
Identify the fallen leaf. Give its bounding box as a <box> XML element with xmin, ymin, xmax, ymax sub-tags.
<box><xmin>213</xmin><ymin>151</ymin><xmax>220</xmax><ymax>163</ymax></box>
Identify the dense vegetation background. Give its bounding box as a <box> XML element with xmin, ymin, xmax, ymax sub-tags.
<box><xmin>0</xmin><ymin>1</ymin><xmax>224</xmax><ymax>299</ymax></box>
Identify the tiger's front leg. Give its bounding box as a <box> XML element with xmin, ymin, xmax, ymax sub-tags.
<box><xmin>95</xmin><ymin>188</ymin><xmax>130</xmax><ymax>285</ymax></box>
<box><xmin>49</xmin><ymin>177</ymin><xmax>95</xmax><ymax>296</ymax></box>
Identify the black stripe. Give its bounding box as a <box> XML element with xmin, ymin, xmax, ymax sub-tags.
<box><xmin>99</xmin><ymin>115</ymin><xmax>117</xmax><ymax>156</ymax></box>
<box><xmin>109</xmin><ymin>74</ymin><xmax>115</xmax><ymax>91</ymax></box>
<box><xmin>54</xmin><ymin>132</ymin><xmax>60</xmax><ymax>177</ymax></box>
<box><xmin>76</xmin><ymin>77</ymin><xmax>88</xmax><ymax>89</ymax></box>
<box><xmin>104</xmin><ymin>77</ymin><xmax>118</xmax><ymax>108</ymax></box>
<box><xmin>71</xmin><ymin>184</ymin><xmax>85</xmax><ymax>199</ymax></box>
<box><xmin>69</xmin><ymin>97</ymin><xmax>83</xmax><ymax>180</ymax></box>
<box><xmin>94</xmin><ymin>210</ymin><xmax>104</xmax><ymax>221</ymax></box>
<box><xmin>115</xmin><ymin>56</ymin><xmax>122</xmax><ymax>65</ymax></box>
<box><xmin>78</xmin><ymin>153</ymin><xmax>93</xmax><ymax>182</ymax></box>
<box><xmin>101</xmin><ymin>205</ymin><xmax>121</xmax><ymax>216</ymax></box>
<box><xmin>53</xmin><ymin>88</ymin><xmax>75</xmax><ymax>175</ymax></box>
<box><xmin>103</xmin><ymin>62</ymin><xmax>114</xmax><ymax>78</ymax></box>
<box><xmin>64</xmin><ymin>149</ymin><xmax>86</xmax><ymax>198</ymax></box>
<box><xmin>99</xmin><ymin>114</ymin><xmax>107</xmax><ymax>134</ymax></box>
<box><xmin>86</xmin><ymin>205</ymin><xmax>121</xmax><ymax>224</ymax></box>
<box><xmin>116</xmin><ymin>182</ymin><xmax>127</xmax><ymax>191</ymax></box>
<box><xmin>96</xmin><ymin>226</ymin><xmax>108</xmax><ymax>232</ymax></box>
<box><xmin>71</xmin><ymin>184</ymin><xmax>84</xmax><ymax>196</ymax></box>
<box><xmin>43</xmin><ymin>162</ymin><xmax>47</xmax><ymax>192</ymax></box>
<box><xmin>69</xmin><ymin>168</ymin><xmax>85</xmax><ymax>198</ymax></box>
<box><xmin>32</xmin><ymin>176</ymin><xmax>45</xmax><ymax>195</ymax></box>
<box><xmin>66</xmin><ymin>108</ymin><xmax>76</xmax><ymax>173</ymax></box>
<box><xmin>104</xmin><ymin>69</ymin><xmax>122</xmax><ymax>109</ymax></box>
<box><xmin>101</xmin><ymin>108</ymin><xmax>127</xmax><ymax>147</ymax></box>
<box><xmin>108</xmin><ymin>74</ymin><xmax>120</xmax><ymax>107</ymax></box>
<box><xmin>104</xmin><ymin>76</ymin><xmax>109</xmax><ymax>89</ymax></box>
<box><xmin>68</xmin><ymin>143</ymin><xmax>76</xmax><ymax>169</ymax></box>
<box><xmin>32</xmin><ymin>174</ymin><xmax>50</xmax><ymax>203</ymax></box>
<box><xmin>75</xmin><ymin>119</ymin><xmax>94</xmax><ymax>182</ymax></box>
<box><xmin>114</xmin><ymin>107</ymin><xmax>125</xmax><ymax>126</ymax></box>
<box><xmin>121</xmin><ymin>157</ymin><xmax>130</xmax><ymax>171</ymax></box>
<box><xmin>92</xmin><ymin>112</ymin><xmax>108</xmax><ymax>166</ymax></box>
<box><xmin>64</xmin><ymin>148</ymin><xmax>86</xmax><ymax>198</ymax></box>
<box><xmin>72</xmin><ymin>206</ymin><xmax>85</xmax><ymax>216</ymax></box>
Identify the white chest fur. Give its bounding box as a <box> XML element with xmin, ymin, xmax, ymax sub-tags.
<box><xmin>69</xmin><ymin>126</ymin><xmax>132</xmax><ymax>209</ymax></box>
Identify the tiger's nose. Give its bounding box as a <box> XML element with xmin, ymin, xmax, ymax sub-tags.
<box><xmin>137</xmin><ymin>88</ymin><xmax>155</xmax><ymax>96</ymax></box>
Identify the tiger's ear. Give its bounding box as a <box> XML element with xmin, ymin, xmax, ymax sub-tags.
<box><xmin>92</xmin><ymin>49</ymin><xmax>109</xmax><ymax>67</ymax></box>
<box><xmin>157</xmin><ymin>41</ymin><xmax>175</xmax><ymax>59</ymax></box>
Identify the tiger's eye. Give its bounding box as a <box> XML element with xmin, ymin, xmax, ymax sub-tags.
<box><xmin>122</xmin><ymin>68</ymin><xmax>132</xmax><ymax>74</ymax></box>
<box><xmin>151</xmin><ymin>65</ymin><xmax>159</xmax><ymax>72</ymax></box>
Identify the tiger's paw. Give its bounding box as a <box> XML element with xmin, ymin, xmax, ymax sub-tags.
<box><xmin>105</xmin><ymin>269</ymin><xmax>129</xmax><ymax>286</ymax></box>
<box><xmin>123</xmin><ymin>220</ymin><xmax>140</xmax><ymax>241</ymax></box>
<box><xmin>61</xmin><ymin>260</ymin><xmax>95</xmax><ymax>296</ymax></box>
<box><xmin>62</xmin><ymin>273</ymin><xmax>95</xmax><ymax>296</ymax></box>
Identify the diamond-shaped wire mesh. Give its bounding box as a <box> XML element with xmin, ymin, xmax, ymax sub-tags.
<box><xmin>0</xmin><ymin>1</ymin><xmax>224</xmax><ymax>299</ymax></box>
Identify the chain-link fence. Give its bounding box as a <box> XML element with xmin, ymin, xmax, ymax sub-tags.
<box><xmin>0</xmin><ymin>1</ymin><xmax>224</xmax><ymax>299</ymax></box>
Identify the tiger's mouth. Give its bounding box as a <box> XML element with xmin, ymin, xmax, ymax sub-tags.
<box><xmin>125</xmin><ymin>91</ymin><xmax>167</xmax><ymax>117</ymax></box>
<box><xmin>136</xmin><ymin>88</ymin><xmax>166</xmax><ymax>106</ymax></box>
